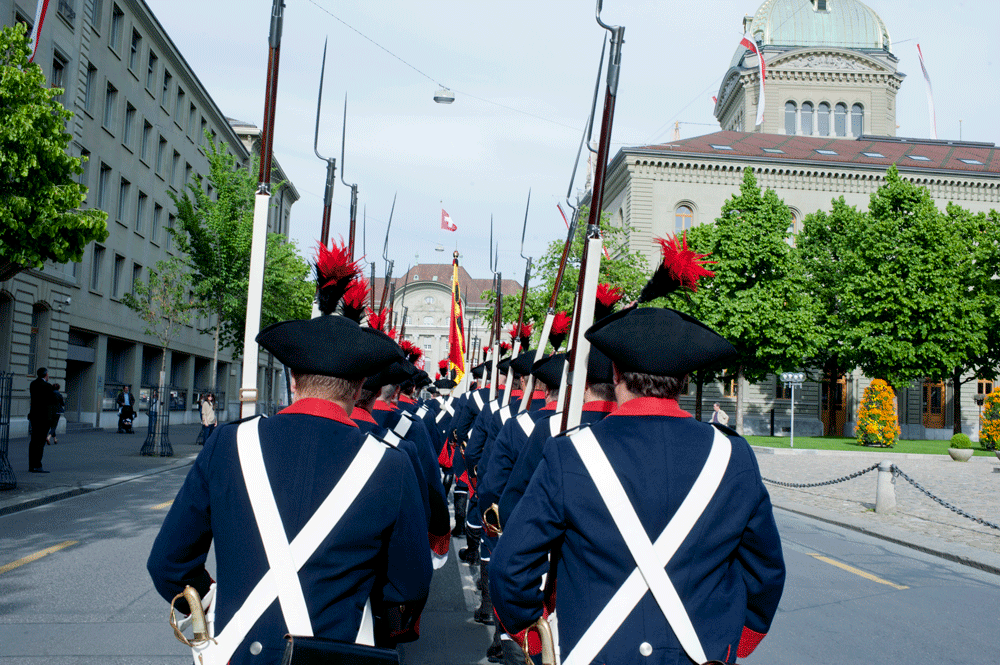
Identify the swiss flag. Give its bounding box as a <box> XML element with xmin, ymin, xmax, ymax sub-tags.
<box><xmin>441</xmin><ymin>209</ymin><xmax>457</xmax><ymax>232</ymax></box>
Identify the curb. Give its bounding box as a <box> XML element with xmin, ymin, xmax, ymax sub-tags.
<box><xmin>771</xmin><ymin>500</ymin><xmax>1000</xmax><ymax>578</ymax></box>
<box><xmin>0</xmin><ymin>454</ymin><xmax>198</xmax><ymax>518</ymax></box>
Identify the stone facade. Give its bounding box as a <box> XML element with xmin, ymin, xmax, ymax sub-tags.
<box><xmin>1</xmin><ymin>0</ymin><xmax>298</xmax><ymax>433</ymax></box>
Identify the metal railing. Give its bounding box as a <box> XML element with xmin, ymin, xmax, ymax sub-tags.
<box><xmin>0</xmin><ymin>373</ymin><xmax>15</xmax><ymax>490</ymax></box>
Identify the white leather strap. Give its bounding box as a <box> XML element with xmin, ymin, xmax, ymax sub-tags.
<box><xmin>473</xmin><ymin>392</ymin><xmax>485</xmax><ymax>410</ymax></box>
<box><xmin>499</xmin><ymin>406</ymin><xmax>512</xmax><ymax>425</ymax></box>
<box><xmin>237</xmin><ymin>421</ymin><xmax>314</xmax><ymax>638</ymax></box>
<box><xmin>416</xmin><ymin>405</ymin><xmax>429</xmax><ymax>419</ymax></box>
<box><xmin>562</xmin><ymin>427</ymin><xmax>731</xmax><ymax>665</ymax></box>
<box><xmin>393</xmin><ymin>415</ymin><xmax>412</xmax><ymax>438</ymax></box>
<box><xmin>549</xmin><ymin>414</ymin><xmax>563</xmax><ymax>437</ymax></box>
<box><xmin>436</xmin><ymin>396</ymin><xmax>456</xmax><ymax>422</ymax></box>
<box><xmin>208</xmin><ymin>421</ymin><xmax>388</xmax><ymax>664</ymax></box>
<box><xmin>516</xmin><ymin>412</ymin><xmax>536</xmax><ymax>438</ymax></box>
<box><xmin>382</xmin><ymin>431</ymin><xmax>400</xmax><ymax>447</ymax></box>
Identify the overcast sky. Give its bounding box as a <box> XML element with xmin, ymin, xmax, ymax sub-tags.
<box><xmin>153</xmin><ymin>0</ymin><xmax>999</xmax><ymax>284</ymax></box>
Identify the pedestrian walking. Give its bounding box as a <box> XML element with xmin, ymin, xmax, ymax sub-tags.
<box><xmin>199</xmin><ymin>393</ymin><xmax>217</xmax><ymax>444</ymax></box>
<box><xmin>116</xmin><ymin>385</ymin><xmax>136</xmax><ymax>433</ymax></box>
<box><xmin>148</xmin><ymin>389</ymin><xmax>159</xmax><ymax>434</ymax></box>
<box><xmin>46</xmin><ymin>383</ymin><xmax>65</xmax><ymax>445</ymax></box>
<box><xmin>28</xmin><ymin>367</ymin><xmax>52</xmax><ymax>472</ymax></box>
<box><xmin>710</xmin><ymin>402</ymin><xmax>729</xmax><ymax>425</ymax></box>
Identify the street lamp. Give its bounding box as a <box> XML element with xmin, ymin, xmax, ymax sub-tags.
<box><xmin>780</xmin><ymin>372</ymin><xmax>806</xmax><ymax>448</ymax></box>
<box><xmin>433</xmin><ymin>86</ymin><xmax>455</xmax><ymax>104</ymax></box>
<box><xmin>974</xmin><ymin>392</ymin><xmax>985</xmax><ymax>441</ymax></box>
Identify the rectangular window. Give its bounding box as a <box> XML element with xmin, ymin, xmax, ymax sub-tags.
<box><xmin>102</xmin><ymin>81</ymin><xmax>117</xmax><ymax>129</ymax></box>
<box><xmin>128</xmin><ymin>29</ymin><xmax>141</xmax><ymax>71</ymax></box>
<box><xmin>184</xmin><ymin>162</ymin><xmax>192</xmax><ymax>186</ymax></box>
<box><xmin>135</xmin><ymin>191</ymin><xmax>147</xmax><ymax>233</ymax></box>
<box><xmin>174</xmin><ymin>87</ymin><xmax>185</xmax><ymax>120</ymax></box>
<box><xmin>160</xmin><ymin>69</ymin><xmax>172</xmax><ymax>108</ymax></box>
<box><xmin>122</xmin><ymin>102</ymin><xmax>135</xmax><ymax>146</ymax></box>
<box><xmin>109</xmin><ymin>4</ymin><xmax>123</xmax><ymax>52</ymax></box>
<box><xmin>166</xmin><ymin>214</ymin><xmax>175</xmax><ymax>250</ymax></box>
<box><xmin>188</xmin><ymin>103</ymin><xmax>197</xmax><ymax>137</ymax></box>
<box><xmin>50</xmin><ymin>53</ymin><xmax>67</xmax><ymax>98</ymax></box>
<box><xmin>131</xmin><ymin>263</ymin><xmax>142</xmax><ymax>294</ymax></box>
<box><xmin>112</xmin><ymin>254</ymin><xmax>124</xmax><ymax>297</ymax></box>
<box><xmin>90</xmin><ymin>0</ymin><xmax>103</xmax><ymax>29</ymax></box>
<box><xmin>117</xmin><ymin>178</ymin><xmax>130</xmax><ymax>222</ymax></box>
<box><xmin>97</xmin><ymin>163</ymin><xmax>111</xmax><ymax>208</ymax></box>
<box><xmin>156</xmin><ymin>137</ymin><xmax>167</xmax><ymax>174</ymax></box>
<box><xmin>978</xmin><ymin>379</ymin><xmax>994</xmax><ymax>395</ymax></box>
<box><xmin>146</xmin><ymin>50</ymin><xmax>158</xmax><ymax>90</ymax></box>
<box><xmin>140</xmin><ymin>120</ymin><xmax>151</xmax><ymax>161</ymax></box>
<box><xmin>775</xmin><ymin>381</ymin><xmax>792</xmax><ymax>399</ymax></box>
<box><xmin>90</xmin><ymin>245</ymin><xmax>105</xmax><ymax>291</ymax></box>
<box><xmin>84</xmin><ymin>63</ymin><xmax>97</xmax><ymax>112</ymax></box>
<box><xmin>171</xmin><ymin>150</ymin><xmax>180</xmax><ymax>188</ymax></box>
<box><xmin>77</xmin><ymin>148</ymin><xmax>91</xmax><ymax>193</ymax></box>
<box><xmin>199</xmin><ymin>118</ymin><xmax>207</xmax><ymax>144</ymax></box>
<box><xmin>152</xmin><ymin>203</ymin><xmax>162</xmax><ymax>243</ymax></box>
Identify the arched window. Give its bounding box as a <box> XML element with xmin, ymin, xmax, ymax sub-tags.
<box><xmin>817</xmin><ymin>103</ymin><xmax>831</xmax><ymax>136</ymax></box>
<box><xmin>675</xmin><ymin>205</ymin><xmax>694</xmax><ymax>233</ymax></box>
<box><xmin>784</xmin><ymin>101</ymin><xmax>797</xmax><ymax>135</ymax></box>
<box><xmin>801</xmin><ymin>102</ymin><xmax>814</xmax><ymax>135</ymax></box>
<box><xmin>786</xmin><ymin>210</ymin><xmax>799</xmax><ymax>238</ymax></box>
<box><xmin>851</xmin><ymin>103</ymin><xmax>864</xmax><ymax>137</ymax></box>
<box><xmin>27</xmin><ymin>304</ymin><xmax>50</xmax><ymax>375</ymax></box>
<box><xmin>834</xmin><ymin>103</ymin><xmax>848</xmax><ymax>137</ymax></box>
<box><xmin>424</xmin><ymin>296</ymin><xmax>434</xmax><ymax>305</ymax></box>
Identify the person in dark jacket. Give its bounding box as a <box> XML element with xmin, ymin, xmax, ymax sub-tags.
<box><xmin>28</xmin><ymin>367</ymin><xmax>52</xmax><ymax>472</ymax></box>
<box><xmin>46</xmin><ymin>382</ymin><xmax>65</xmax><ymax>445</ymax></box>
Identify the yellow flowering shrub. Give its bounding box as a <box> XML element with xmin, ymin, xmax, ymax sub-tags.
<box><xmin>980</xmin><ymin>391</ymin><xmax>1000</xmax><ymax>451</ymax></box>
<box><xmin>855</xmin><ymin>379</ymin><xmax>900</xmax><ymax>447</ymax></box>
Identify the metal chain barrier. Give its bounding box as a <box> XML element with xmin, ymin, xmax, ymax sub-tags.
<box><xmin>761</xmin><ymin>463</ymin><xmax>880</xmax><ymax>488</ymax></box>
<box><xmin>890</xmin><ymin>465</ymin><xmax>999</xmax><ymax>531</ymax></box>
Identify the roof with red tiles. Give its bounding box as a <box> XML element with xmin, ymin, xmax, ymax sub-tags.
<box><xmin>370</xmin><ymin>264</ymin><xmax>521</xmax><ymax>308</ymax></box>
<box><xmin>623</xmin><ymin>131</ymin><xmax>999</xmax><ymax>176</ymax></box>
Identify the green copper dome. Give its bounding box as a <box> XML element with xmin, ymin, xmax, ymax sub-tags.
<box><xmin>748</xmin><ymin>0</ymin><xmax>891</xmax><ymax>50</ymax></box>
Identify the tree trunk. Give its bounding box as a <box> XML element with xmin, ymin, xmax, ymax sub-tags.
<box><xmin>694</xmin><ymin>374</ymin><xmax>704</xmax><ymax>421</ymax></box>
<box><xmin>825</xmin><ymin>359</ymin><xmax>839</xmax><ymax>437</ymax></box>
<box><xmin>953</xmin><ymin>366</ymin><xmax>963</xmax><ymax>435</ymax></box>
<box><xmin>735</xmin><ymin>365</ymin><xmax>745</xmax><ymax>434</ymax></box>
<box><xmin>210</xmin><ymin>313</ymin><xmax>220</xmax><ymax>392</ymax></box>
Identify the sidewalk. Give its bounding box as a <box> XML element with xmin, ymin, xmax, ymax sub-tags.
<box><xmin>0</xmin><ymin>423</ymin><xmax>205</xmax><ymax>516</ymax></box>
<box><xmin>1</xmin><ymin>426</ymin><xmax>998</xmax><ymax>576</ymax></box>
<box><xmin>754</xmin><ymin>446</ymin><xmax>1000</xmax><ymax>575</ymax></box>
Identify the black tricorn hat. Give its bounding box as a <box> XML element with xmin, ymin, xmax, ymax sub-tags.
<box><xmin>363</xmin><ymin>358</ymin><xmax>415</xmax><ymax>392</ymax></box>
<box><xmin>497</xmin><ymin>357</ymin><xmax>512</xmax><ymax>376</ymax></box>
<box><xmin>585</xmin><ymin>307</ymin><xmax>737</xmax><ymax>377</ymax></box>
<box><xmin>587</xmin><ymin>346</ymin><xmax>615</xmax><ymax>384</ymax></box>
<box><xmin>415</xmin><ymin>371</ymin><xmax>432</xmax><ymax>388</ymax></box>
<box><xmin>257</xmin><ymin>316</ymin><xmax>402</xmax><ymax>380</ymax></box>
<box><xmin>511</xmin><ymin>349</ymin><xmax>544</xmax><ymax>378</ymax></box>
<box><xmin>471</xmin><ymin>363</ymin><xmax>484</xmax><ymax>379</ymax></box>
<box><xmin>435</xmin><ymin>378</ymin><xmax>458</xmax><ymax>389</ymax></box>
<box><xmin>531</xmin><ymin>353</ymin><xmax>564</xmax><ymax>390</ymax></box>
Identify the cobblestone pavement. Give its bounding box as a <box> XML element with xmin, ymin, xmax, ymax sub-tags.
<box><xmin>754</xmin><ymin>447</ymin><xmax>1000</xmax><ymax>566</ymax></box>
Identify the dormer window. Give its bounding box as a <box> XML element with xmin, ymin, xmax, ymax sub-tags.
<box><xmin>814</xmin><ymin>0</ymin><xmax>828</xmax><ymax>11</ymax></box>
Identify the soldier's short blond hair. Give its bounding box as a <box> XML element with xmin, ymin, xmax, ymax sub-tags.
<box><xmin>291</xmin><ymin>372</ymin><xmax>364</xmax><ymax>402</ymax></box>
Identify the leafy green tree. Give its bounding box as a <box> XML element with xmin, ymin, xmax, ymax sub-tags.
<box><xmin>122</xmin><ymin>259</ymin><xmax>193</xmax><ymax>456</ymax></box>
<box><xmin>480</xmin><ymin>206</ymin><xmax>649</xmax><ymax>348</ymax></box>
<box><xmin>693</xmin><ymin>169</ymin><xmax>824</xmax><ymax>433</ymax></box>
<box><xmin>0</xmin><ymin>24</ymin><xmax>107</xmax><ymax>279</ymax></box>
<box><xmin>837</xmin><ymin>166</ymin><xmax>986</xmax><ymax>401</ymax></box>
<box><xmin>262</xmin><ymin>233</ymin><xmax>313</xmax><ymax>327</ymax></box>
<box><xmin>798</xmin><ymin>197</ymin><xmax>864</xmax><ymax>433</ymax></box>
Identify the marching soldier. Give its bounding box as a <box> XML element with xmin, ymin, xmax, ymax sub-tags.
<box><xmin>147</xmin><ymin>315</ymin><xmax>433</xmax><ymax>664</ymax></box>
<box><xmin>490</xmin><ymin>307</ymin><xmax>786</xmax><ymax>665</ymax></box>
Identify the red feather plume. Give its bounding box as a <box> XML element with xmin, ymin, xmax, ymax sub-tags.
<box><xmin>500</xmin><ymin>341</ymin><xmax>512</xmax><ymax>354</ymax></box>
<box><xmin>315</xmin><ymin>239</ymin><xmax>360</xmax><ymax>315</ymax></box>
<box><xmin>388</xmin><ymin>327</ymin><xmax>398</xmax><ymax>342</ymax></box>
<box><xmin>507</xmin><ymin>324</ymin><xmax>518</xmax><ymax>342</ymax></box>
<box><xmin>400</xmin><ymin>340</ymin><xmax>422</xmax><ymax>364</ymax></box>
<box><xmin>367</xmin><ymin>307</ymin><xmax>390</xmax><ymax>332</ymax></box>
<box><xmin>549</xmin><ymin>310</ymin><xmax>572</xmax><ymax>352</ymax></box>
<box><xmin>341</xmin><ymin>277</ymin><xmax>369</xmax><ymax>323</ymax></box>
<box><xmin>638</xmin><ymin>233</ymin><xmax>716</xmax><ymax>302</ymax></box>
<box><xmin>595</xmin><ymin>283</ymin><xmax>624</xmax><ymax>321</ymax></box>
<box><xmin>439</xmin><ymin>359</ymin><xmax>449</xmax><ymax>371</ymax></box>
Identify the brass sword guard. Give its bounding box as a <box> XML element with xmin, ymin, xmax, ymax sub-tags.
<box><xmin>169</xmin><ymin>585</ymin><xmax>213</xmax><ymax>647</ymax></box>
<box><xmin>522</xmin><ymin>616</ymin><xmax>556</xmax><ymax>665</ymax></box>
<box><xmin>483</xmin><ymin>503</ymin><xmax>503</xmax><ymax>538</ymax></box>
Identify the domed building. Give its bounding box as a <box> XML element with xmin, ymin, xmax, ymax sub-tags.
<box><xmin>715</xmin><ymin>0</ymin><xmax>904</xmax><ymax>138</ymax></box>
<box><xmin>599</xmin><ymin>0</ymin><xmax>999</xmax><ymax>439</ymax></box>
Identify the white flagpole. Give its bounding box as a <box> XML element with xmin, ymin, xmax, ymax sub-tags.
<box><xmin>740</xmin><ymin>33</ymin><xmax>766</xmax><ymax>127</ymax></box>
<box><xmin>916</xmin><ymin>44</ymin><xmax>937</xmax><ymax>140</ymax></box>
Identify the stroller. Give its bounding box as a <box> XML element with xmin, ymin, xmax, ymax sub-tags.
<box><xmin>118</xmin><ymin>406</ymin><xmax>136</xmax><ymax>434</ymax></box>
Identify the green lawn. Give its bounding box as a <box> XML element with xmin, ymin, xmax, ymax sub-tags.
<box><xmin>745</xmin><ymin>435</ymin><xmax>998</xmax><ymax>457</ymax></box>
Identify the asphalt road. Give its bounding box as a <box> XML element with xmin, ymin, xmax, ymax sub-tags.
<box><xmin>0</xmin><ymin>465</ymin><xmax>995</xmax><ymax>664</ymax></box>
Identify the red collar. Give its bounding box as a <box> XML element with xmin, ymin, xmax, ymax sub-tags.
<box><xmin>542</xmin><ymin>401</ymin><xmax>558</xmax><ymax>411</ymax></box>
<box><xmin>583</xmin><ymin>400</ymin><xmax>617</xmax><ymax>413</ymax></box>
<box><xmin>279</xmin><ymin>398</ymin><xmax>358</xmax><ymax>427</ymax></box>
<box><xmin>510</xmin><ymin>389</ymin><xmax>523</xmax><ymax>398</ymax></box>
<box><xmin>372</xmin><ymin>400</ymin><xmax>396</xmax><ymax>412</ymax></box>
<box><xmin>350</xmin><ymin>406</ymin><xmax>376</xmax><ymax>424</ymax></box>
<box><xmin>531</xmin><ymin>390</ymin><xmax>546</xmax><ymax>400</ymax></box>
<box><xmin>610</xmin><ymin>397</ymin><xmax>691</xmax><ymax>418</ymax></box>
<box><xmin>399</xmin><ymin>395</ymin><xmax>416</xmax><ymax>404</ymax></box>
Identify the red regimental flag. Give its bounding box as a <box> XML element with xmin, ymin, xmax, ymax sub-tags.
<box><xmin>447</xmin><ymin>262</ymin><xmax>466</xmax><ymax>381</ymax></box>
<box><xmin>739</xmin><ymin>32</ymin><xmax>766</xmax><ymax>127</ymax></box>
<box><xmin>441</xmin><ymin>209</ymin><xmax>457</xmax><ymax>232</ymax></box>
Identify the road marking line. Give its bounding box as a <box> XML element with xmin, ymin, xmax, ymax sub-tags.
<box><xmin>0</xmin><ymin>540</ymin><xmax>78</xmax><ymax>575</ymax></box>
<box><xmin>806</xmin><ymin>553</ymin><xmax>909</xmax><ymax>590</ymax></box>
<box><xmin>151</xmin><ymin>500</ymin><xmax>174</xmax><ymax>510</ymax></box>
